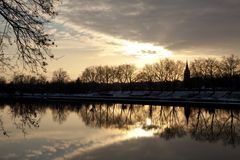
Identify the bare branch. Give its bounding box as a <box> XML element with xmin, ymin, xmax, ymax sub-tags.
<box><xmin>0</xmin><ymin>0</ymin><xmax>60</xmax><ymax>72</ymax></box>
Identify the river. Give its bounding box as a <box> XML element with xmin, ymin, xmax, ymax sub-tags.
<box><xmin>0</xmin><ymin>102</ymin><xmax>240</xmax><ymax>160</ymax></box>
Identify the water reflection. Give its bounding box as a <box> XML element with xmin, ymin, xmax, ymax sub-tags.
<box><xmin>0</xmin><ymin>102</ymin><xmax>240</xmax><ymax>148</ymax></box>
<box><xmin>80</xmin><ymin>104</ymin><xmax>240</xmax><ymax>147</ymax></box>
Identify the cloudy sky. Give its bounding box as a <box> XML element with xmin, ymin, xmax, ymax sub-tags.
<box><xmin>46</xmin><ymin>0</ymin><xmax>240</xmax><ymax>78</ymax></box>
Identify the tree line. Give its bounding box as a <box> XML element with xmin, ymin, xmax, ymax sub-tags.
<box><xmin>0</xmin><ymin>54</ymin><xmax>240</xmax><ymax>94</ymax></box>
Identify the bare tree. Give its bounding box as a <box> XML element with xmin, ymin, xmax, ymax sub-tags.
<box><xmin>135</xmin><ymin>64</ymin><xmax>154</xmax><ymax>82</ymax></box>
<box><xmin>190</xmin><ymin>59</ymin><xmax>206</xmax><ymax>78</ymax></box>
<box><xmin>0</xmin><ymin>76</ymin><xmax>6</xmax><ymax>84</ymax></box>
<box><xmin>81</xmin><ymin>66</ymin><xmax>96</xmax><ymax>83</ymax></box>
<box><xmin>95</xmin><ymin>66</ymin><xmax>105</xmax><ymax>83</ymax></box>
<box><xmin>12</xmin><ymin>73</ymin><xmax>26</xmax><ymax>84</ymax></box>
<box><xmin>115</xmin><ymin>65</ymin><xmax>125</xmax><ymax>83</ymax></box>
<box><xmin>204</xmin><ymin>58</ymin><xmax>220</xmax><ymax>78</ymax></box>
<box><xmin>103</xmin><ymin>65</ymin><xmax>114</xmax><ymax>84</ymax></box>
<box><xmin>153</xmin><ymin>60</ymin><xmax>165</xmax><ymax>82</ymax></box>
<box><xmin>191</xmin><ymin>58</ymin><xmax>221</xmax><ymax>79</ymax></box>
<box><xmin>152</xmin><ymin>59</ymin><xmax>183</xmax><ymax>82</ymax></box>
<box><xmin>52</xmin><ymin>68</ymin><xmax>70</xmax><ymax>83</ymax></box>
<box><xmin>37</xmin><ymin>74</ymin><xmax>47</xmax><ymax>84</ymax></box>
<box><xmin>0</xmin><ymin>0</ymin><xmax>59</xmax><ymax>71</ymax></box>
<box><xmin>174</xmin><ymin>60</ymin><xmax>185</xmax><ymax>81</ymax></box>
<box><xmin>221</xmin><ymin>54</ymin><xmax>240</xmax><ymax>77</ymax></box>
<box><xmin>190</xmin><ymin>55</ymin><xmax>240</xmax><ymax>79</ymax></box>
<box><xmin>107</xmin><ymin>66</ymin><xmax>118</xmax><ymax>83</ymax></box>
<box><xmin>11</xmin><ymin>73</ymin><xmax>46</xmax><ymax>84</ymax></box>
<box><xmin>118</xmin><ymin>64</ymin><xmax>136</xmax><ymax>83</ymax></box>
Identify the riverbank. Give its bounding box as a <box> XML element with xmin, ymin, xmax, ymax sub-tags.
<box><xmin>1</xmin><ymin>91</ymin><xmax>240</xmax><ymax>106</ymax></box>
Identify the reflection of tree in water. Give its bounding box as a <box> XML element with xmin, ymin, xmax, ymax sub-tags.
<box><xmin>0</xmin><ymin>103</ymin><xmax>46</xmax><ymax>136</ymax></box>
<box><xmin>1</xmin><ymin>102</ymin><xmax>240</xmax><ymax>146</ymax></box>
<box><xmin>79</xmin><ymin>104</ymin><xmax>187</xmax><ymax>139</ymax></box>
<box><xmin>79</xmin><ymin>104</ymin><xmax>240</xmax><ymax>146</ymax></box>
<box><xmin>158</xmin><ymin>107</ymin><xmax>187</xmax><ymax>140</ymax></box>
<box><xmin>0</xmin><ymin>115</ymin><xmax>8</xmax><ymax>136</ymax></box>
<box><xmin>10</xmin><ymin>103</ymin><xmax>45</xmax><ymax>136</ymax></box>
<box><xmin>79</xmin><ymin>103</ymin><xmax>149</xmax><ymax>129</ymax></box>
<box><xmin>51</xmin><ymin>104</ymin><xmax>71</xmax><ymax>124</ymax></box>
<box><xmin>0</xmin><ymin>107</ymin><xmax>7</xmax><ymax>136</ymax></box>
<box><xmin>0</xmin><ymin>102</ymin><xmax>82</xmax><ymax>137</ymax></box>
<box><xmin>189</xmin><ymin>108</ymin><xmax>240</xmax><ymax>147</ymax></box>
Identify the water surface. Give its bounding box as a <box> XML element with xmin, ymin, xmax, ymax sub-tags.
<box><xmin>0</xmin><ymin>102</ymin><xmax>240</xmax><ymax>159</ymax></box>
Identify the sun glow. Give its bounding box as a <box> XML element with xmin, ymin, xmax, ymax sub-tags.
<box><xmin>127</xmin><ymin>128</ymin><xmax>154</xmax><ymax>138</ymax></box>
<box><xmin>146</xmin><ymin>118</ymin><xmax>152</xmax><ymax>126</ymax></box>
<box><xmin>122</xmin><ymin>41</ymin><xmax>172</xmax><ymax>66</ymax></box>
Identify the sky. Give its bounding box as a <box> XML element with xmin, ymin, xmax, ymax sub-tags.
<box><xmin>4</xmin><ymin>0</ymin><xmax>240</xmax><ymax>79</ymax></box>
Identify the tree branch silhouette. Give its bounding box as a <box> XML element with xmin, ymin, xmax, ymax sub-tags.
<box><xmin>0</xmin><ymin>0</ymin><xmax>59</xmax><ymax>72</ymax></box>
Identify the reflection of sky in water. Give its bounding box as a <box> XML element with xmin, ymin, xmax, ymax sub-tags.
<box><xmin>0</xmin><ymin>105</ymin><xmax>154</xmax><ymax>159</ymax></box>
<box><xmin>1</xmin><ymin>110</ymin><xmax>118</xmax><ymax>159</ymax></box>
<box><xmin>0</xmin><ymin>103</ymin><xmax>240</xmax><ymax>159</ymax></box>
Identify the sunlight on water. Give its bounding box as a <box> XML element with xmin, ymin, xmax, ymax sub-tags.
<box><xmin>127</xmin><ymin>128</ymin><xmax>153</xmax><ymax>138</ymax></box>
<box><xmin>146</xmin><ymin>118</ymin><xmax>152</xmax><ymax>126</ymax></box>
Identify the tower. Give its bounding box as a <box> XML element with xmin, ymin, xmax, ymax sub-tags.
<box><xmin>184</xmin><ymin>61</ymin><xmax>190</xmax><ymax>87</ymax></box>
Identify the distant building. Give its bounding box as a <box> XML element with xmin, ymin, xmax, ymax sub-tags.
<box><xmin>184</xmin><ymin>61</ymin><xmax>190</xmax><ymax>87</ymax></box>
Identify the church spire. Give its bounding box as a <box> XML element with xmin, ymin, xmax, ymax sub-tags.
<box><xmin>185</xmin><ymin>60</ymin><xmax>189</xmax><ymax>70</ymax></box>
<box><xmin>184</xmin><ymin>61</ymin><xmax>190</xmax><ymax>86</ymax></box>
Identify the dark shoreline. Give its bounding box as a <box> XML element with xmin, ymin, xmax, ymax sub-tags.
<box><xmin>1</xmin><ymin>93</ymin><xmax>240</xmax><ymax>108</ymax></box>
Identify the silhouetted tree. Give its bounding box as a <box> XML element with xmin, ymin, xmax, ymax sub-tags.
<box><xmin>0</xmin><ymin>76</ymin><xmax>6</xmax><ymax>84</ymax></box>
<box><xmin>135</xmin><ymin>64</ymin><xmax>154</xmax><ymax>82</ymax></box>
<box><xmin>81</xmin><ymin>66</ymin><xmax>96</xmax><ymax>83</ymax></box>
<box><xmin>52</xmin><ymin>68</ymin><xmax>70</xmax><ymax>83</ymax></box>
<box><xmin>115</xmin><ymin>64</ymin><xmax>136</xmax><ymax>83</ymax></box>
<box><xmin>221</xmin><ymin>54</ymin><xmax>240</xmax><ymax>77</ymax></box>
<box><xmin>12</xmin><ymin>74</ymin><xmax>26</xmax><ymax>84</ymax></box>
<box><xmin>152</xmin><ymin>59</ymin><xmax>184</xmax><ymax>82</ymax></box>
<box><xmin>0</xmin><ymin>0</ymin><xmax>59</xmax><ymax>71</ymax></box>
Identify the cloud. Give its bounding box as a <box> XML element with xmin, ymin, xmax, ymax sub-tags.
<box><xmin>140</xmin><ymin>50</ymin><xmax>157</xmax><ymax>55</ymax></box>
<box><xmin>1</xmin><ymin>153</ymin><xmax>18</xmax><ymax>159</ymax></box>
<box><xmin>42</xmin><ymin>145</ymin><xmax>57</xmax><ymax>153</ymax></box>
<box><xmin>26</xmin><ymin>150</ymin><xmax>42</xmax><ymax>158</ymax></box>
<box><xmin>59</xmin><ymin>0</ymin><xmax>240</xmax><ymax>56</ymax></box>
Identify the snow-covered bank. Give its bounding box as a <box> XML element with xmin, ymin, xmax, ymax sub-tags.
<box><xmin>1</xmin><ymin>91</ymin><xmax>240</xmax><ymax>106</ymax></box>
